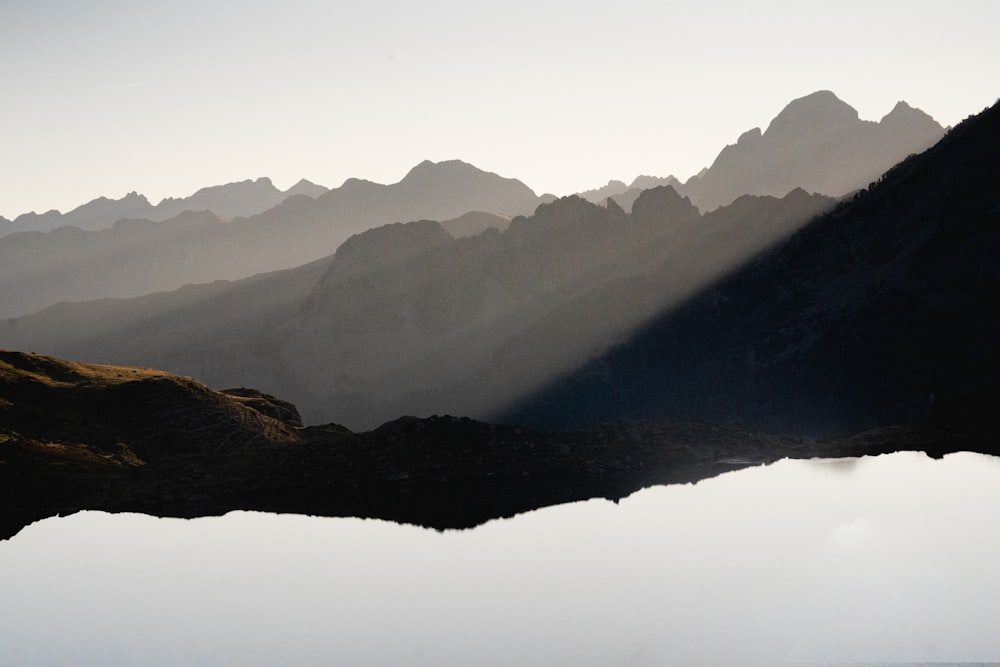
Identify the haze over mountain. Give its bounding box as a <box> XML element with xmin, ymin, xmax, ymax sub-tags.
<box><xmin>438</xmin><ymin>211</ymin><xmax>513</xmax><ymax>238</ymax></box>
<box><xmin>0</xmin><ymin>91</ymin><xmax>969</xmax><ymax>435</ymax></box>
<box><xmin>0</xmin><ymin>177</ymin><xmax>330</xmax><ymax>237</ymax></box>
<box><xmin>0</xmin><ymin>160</ymin><xmax>547</xmax><ymax>317</ymax></box>
<box><xmin>500</xmin><ymin>99</ymin><xmax>1000</xmax><ymax>436</ymax></box>
<box><xmin>679</xmin><ymin>90</ymin><xmax>945</xmax><ymax>211</ymax></box>
<box><xmin>569</xmin><ymin>92</ymin><xmax>944</xmax><ymax>215</ymax></box>
<box><xmin>0</xmin><ymin>93</ymin><xmax>941</xmax><ymax>320</ymax></box>
<box><xmin>576</xmin><ymin>176</ymin><xmax>682</xmax><ymax>204</ymax></box>
<box><xmin>2</xmin><ymin>185</ymin><xmax>833</xmax><ymax>429</ymax></box>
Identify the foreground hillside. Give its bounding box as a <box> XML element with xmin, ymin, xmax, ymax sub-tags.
<box><xmin>1</xmin><ymin>350</ymin><xmax>995</xmax><ymax>541</ymax></box>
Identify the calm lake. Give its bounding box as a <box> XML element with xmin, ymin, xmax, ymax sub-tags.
<box><xmin>2</xmin><ymin>451</ymin><xmax>999</xmax><ymax>666</ymax></box>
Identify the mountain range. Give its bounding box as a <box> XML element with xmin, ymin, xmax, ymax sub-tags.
<box><xmin>0</xmin><ymin>92</ymin><xmax>942</xmax><ymax>320</ymax></box>
<box><xmin>574</xmin><ymin>91</ymin><xmax>944</xmax><ymax>214</ymax></box>
<box><xmin>0</xmin><ymin>177</ymin><xmax>329</xmax><ymax>237</ymax></box>
<box><xmin>1</xmin><ymin>186</ymin><xmax>834</xmax><ymax>428</ymax></box>
<box><xmin>0</xmin><ymin>161</ymin><xmax>547</xmax><ymax>317</ymax></box>
<box><xmin>679</xmin><ymin>91</ymin><xmax>945</xmax><ymax>211</ymax></box>
<box><xmin>0</xmin><ymin>90</ymin><xmax>982</xmax><ymax>435</ymax></box>
<box><xmin>501</xmin><ymin>99</ymin><xmax>1000</xmax><ymax>436</ymax></box>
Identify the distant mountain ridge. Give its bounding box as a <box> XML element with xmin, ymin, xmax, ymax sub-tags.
<box><xmin>576</xmin><ymin>175</ymin><xmax>682</xmax><ymax>204</ymax></box>
<box><xmin>1</xmin><ymin>177</ymin><xmax>330</xmax><ymax>237</ymax></box>
<box><xmin>0</xmin><ymin>160</ymin><xmax>549</xmax><ymax>317</ymax></box>
<box><xmin>679</xmin><ymin>90</ymin><xmax>945</xmax><ymax>211</ymax></box>
<box><xmin>575</xmin><ymin>92</ymin><xmax>944</xmax><ymax>214</ymax></box>
<box><xmin>4</xmin><ymin>92</ymin><xmax>941</xmax><ymax>240</ymax></box>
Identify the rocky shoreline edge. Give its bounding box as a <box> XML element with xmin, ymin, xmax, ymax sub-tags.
<box><xmin>2</xmin><ymin>350</ymin><xmax>996</xmax><ymax>540</ymax></box>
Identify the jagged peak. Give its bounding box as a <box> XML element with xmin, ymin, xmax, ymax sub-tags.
<box><xmin>531</xmin><ymin>194</ymin><xmax>604</xmax><ymax>219</ymax></box>
<box><xmin>629</xmin><ymin>175</ymin><xmax>680</xmax><ymax>190</ymax></box>
<box><xmin>739</xmin><ymin>127</ymin><xmax>762</xmax><ymax>143</ymax></box>
<box><xmin>631</xmin><ymin>185</ymin><xmax>700</xmax><ymax>226</ymax></box>
<box><xmin>13</xmin><ymin>209</ymin><xmax>61</xmax><ymax>222</ymax></box>
<box><xmin>880</xmin><ymin>100</ymin><xmax>939</xmax><ymax>127</ymax></box>
<box><xmin>283</xmin><ymin>178</ymin><xmax>328</xmax><ymax>199</ymax></box>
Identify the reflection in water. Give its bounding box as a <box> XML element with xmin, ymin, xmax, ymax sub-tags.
<box><xmin>1</xmin><ymin>452</ymin><xmax>999</xmax><ymax>666</ymax></box>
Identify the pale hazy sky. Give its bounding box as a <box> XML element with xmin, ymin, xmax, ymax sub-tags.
<box><xmin>2</xmin><ymin>0</ymin><xmax>998</xmax><ymax>219</ymax></box>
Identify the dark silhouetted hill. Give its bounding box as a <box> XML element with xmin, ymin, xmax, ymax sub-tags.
<box><xmin>499</xmin><ymin>100</ymin><xmax>1000</xmax><ymax>436</ymax></box>
<box><xmin>0</xmin><ymin>350</ymin><xmax>301</xmax><ymax>464</ymax></box>
<box><xmin>3</xmin><ymin>348</ymin><xmax>996</xmax><ymax>542</ymax></box>
<box><xmin>679</xmin><ymin>90</ymin><xmax>944</xmax><ymax>211</ymax></box>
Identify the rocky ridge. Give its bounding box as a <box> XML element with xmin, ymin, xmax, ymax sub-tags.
<box><xmin>2</xmin><ymin>177</ymin><xmax>330</xmax><ymax>237</ymax></box>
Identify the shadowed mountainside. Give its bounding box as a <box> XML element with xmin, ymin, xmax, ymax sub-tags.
<box><xmin>0</xmin><ymin>160</ymin><xmax>547</xmax><ymax>317</ymax></box>
<box><xmin>1</xmin><ymin>177</ymin><xmax>329</xmax><ymax>237</ymax></box>
<box><xmin>500</xmin><ymin>100</ymin><xmax>1000</xmax><ymax>436</ymax></box>
<box><xmin>3</xmin><ymin>350</ymin><xmax>995</xmax><ymax>542</ymax></box>
<box><xmin>3</xmin><ymin>187</ymin><xmax>834</xmax><ymax>429</ymax></box>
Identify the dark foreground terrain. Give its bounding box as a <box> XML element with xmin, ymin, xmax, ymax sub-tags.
<box><xmin>2</xmin><ymin>350</ymin><xmax>996</xmax><ymax>541</ymax></box>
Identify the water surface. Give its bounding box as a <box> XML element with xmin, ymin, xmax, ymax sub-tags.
<box><xmin>2</xmin><ymin>451</ymin><xmax>998</xmax><ymax>665</ymax></box>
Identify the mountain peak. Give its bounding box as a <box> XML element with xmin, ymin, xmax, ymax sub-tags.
<box><xmin>765</xmin><ymin>90</ymin><xmax>859</xmax><ymax>135</ymax></box>
<box><xmin>122</xmin><ymin>191</ymin><xmax>148</xmax><ymax>203</ymax></box>
<box><xmin>401</xmin><ymin>159</ymin><xmax>483</xmax><ymax>184</ymax></box>
<box><xmin>284</xmin><ymin>178</ymin><xmax>329</xmax><ymax>199</ymax></box>
<box><xmin>880</xmin><ymin>100</ymin><xmax>938</xmax><ymax>126</ymax></box>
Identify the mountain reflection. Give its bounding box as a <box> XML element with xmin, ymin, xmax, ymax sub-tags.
<box><xmin>1</xmin><ymin>451</ymin><xmax>998</xmax><ymax>666</ymax></box>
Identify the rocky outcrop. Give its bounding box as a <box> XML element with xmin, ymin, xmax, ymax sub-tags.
<box><xmin>0</xmin><ymin>351</ymin><xmax>301</xmax><ymax>455</ymax></box>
